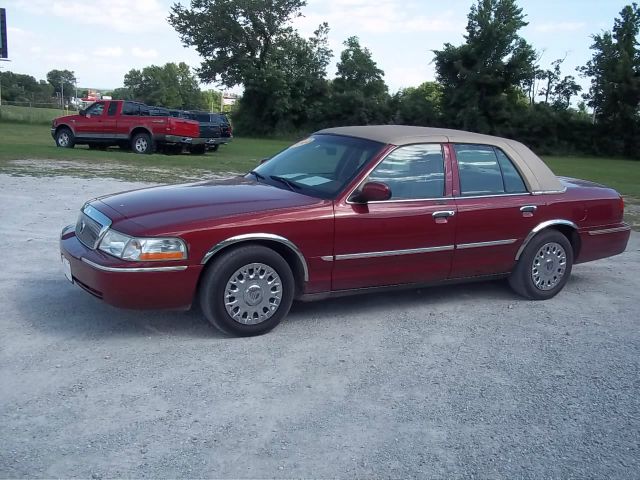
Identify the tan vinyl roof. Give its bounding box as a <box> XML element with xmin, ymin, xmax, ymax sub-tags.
<box><xmin>315</xmin><ymin>125</ymin><xmax>563</xmax><ymax>193</ymax></box>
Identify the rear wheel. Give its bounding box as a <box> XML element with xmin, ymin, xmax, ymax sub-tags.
<box><xmin>509</xmin><ymin>230</ymin><xmax>573</xmax><ymax>300</ymax></box>
<box><xmin>199</xmin><ymin>245</ymin><xmax>295</xmax><ymax>336</ymax></box>
<box><xmin>132</xmin><ymin>132</ymin><xmax>154</xmax><ymax>154</ymax></box>
<box><xmin>55</xmin><ymin>127</ymin><xmax>75</xmax><ymax>148</ymax></box>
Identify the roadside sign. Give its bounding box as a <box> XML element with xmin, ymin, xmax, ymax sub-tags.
<box><xmin>0</xmin><ymin>9</ymin><xmax>7</xmax><ymax>59</ymax></box>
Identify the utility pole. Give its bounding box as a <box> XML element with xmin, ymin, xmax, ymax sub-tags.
<box><xmin>220</xmin><ymin>90</ymin><xmax>224</xmax><ymax>113</ymax></box>
<box><xmin>61</xmin><ymin>80</ymin><xmax>64</xmax><ymax>111</ymax></box>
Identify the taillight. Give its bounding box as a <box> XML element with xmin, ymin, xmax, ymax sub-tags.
<box><xmin>620</xmin><ymin>196</ymin><xmax>625</xmax><ymax>215</ymax></box>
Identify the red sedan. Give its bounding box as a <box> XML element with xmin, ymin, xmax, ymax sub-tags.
<box><xmin>60</xmin><ymin>126</ymin><xmax>631</xmax><ymax>336</ymax></box>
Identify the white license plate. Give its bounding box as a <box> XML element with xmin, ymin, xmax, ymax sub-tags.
<box><xmin>61</xmin><ymin>255</ymin><xmax>73</xmax><ymax>283</ymax></box>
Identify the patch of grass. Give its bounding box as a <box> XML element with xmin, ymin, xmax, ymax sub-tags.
<box><xmin>0</xmin><ymin>105</ymin><xmax>70</xmax><ymax>124</ymax></box>
<box><xmin>0</xmin><ymin>122</ymin><xmax>292</xmax><ymax>179</ymax></box>
<box><xmin>543</xmin><ymin>155</ymin><xmax>640</xmax><ymax>198</ymax></box>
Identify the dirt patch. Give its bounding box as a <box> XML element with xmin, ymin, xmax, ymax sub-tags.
<box><xmin>0</xmin><ymin>158</ymin><xmax>239</xmax><ymax>183</ymax></box>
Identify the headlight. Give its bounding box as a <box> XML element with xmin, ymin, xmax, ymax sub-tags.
<box><xmin>98</xmin><ymin>229</ymin><xmax>187</xmax><ymax>261</ymax></box>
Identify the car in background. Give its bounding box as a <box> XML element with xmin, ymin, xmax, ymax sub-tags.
<box><xmin>188</xmin><ymin>111</ymin><xmax>233</xmax><ymax>152</ymax></box>
<box><xmin>51</xmin><ymin>100</ymin><xmax>204</xmax><ymax>154</ymax></box>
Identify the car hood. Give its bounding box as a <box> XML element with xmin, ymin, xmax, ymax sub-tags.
<box><xmin>93</xmin><ymin>176</ymin><xmax>322</xmax><ymax>233</ymax></box>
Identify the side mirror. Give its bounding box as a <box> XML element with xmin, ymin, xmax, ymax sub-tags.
<box><xmin>355</xmin><ymin>181</ymin><xmax>391</xmax><ymax>203</ymax></box>
<box><xmin>79</xmin><ymin>109</ymin><xmax>86</xmax><ymax>117</ymax></box>
<box><xmin>259</xmin><ymin>157</ymin><xmax>270</xmax><ymax>165</ymax></box>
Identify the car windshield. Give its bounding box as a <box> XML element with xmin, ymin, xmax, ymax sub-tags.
<box><xmin>248</xmin><ymin>134</ymin><xmax>384</xmax><ymax>199</ymax></box>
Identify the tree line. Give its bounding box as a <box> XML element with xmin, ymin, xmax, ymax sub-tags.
<box><xmin>168</xmin><ymin>0</ymin><xmax>640</xmax><ymax>158</ymax></box>
<box><xmin>2</xmin><ymin>0</ymin><xmax>638</xmax><ymax>158</ymax></box>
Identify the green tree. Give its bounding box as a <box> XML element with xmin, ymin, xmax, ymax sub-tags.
<box><xmin>170</xmin><ymin>0</ymin><xmax>334</xmax><ymax>133</ymax></box>
<box><xmin>109</xmin><ymin>87</ymin><xmax>133</xmax><ymax>100</ymax></box>
<box><xmin>234</xmin><ymin>24</ymin><xmax>333</xmax><ymax>133</ymax></box>
<box><xmin>46</xmin><ymin>69</ymin><xmax>76</xmax><ymax>99</ymax></box>
<box><xmin>169</xmin><ymin>0</ymin><xmax>306</xmax><ymax>87</ymax></box>
<box><xmin>580</xmin><ymin>3</ymin><xmax>640</xmax><ymax>156</ymax></box>
<box><xmin>123</xmin><ymin>62</ymin><xmax>206</xmax><ymax>109</ymax></box>
<box><xmin>391</xmin><ymin>82</ymin><xmax>443</xmax><ymax>126</ymax></box>
<box><xmin>329</xmin><ymin>36</ymin><xmax>390</xmax><ymax>125</ymax></box>
<box><xmin>433</xmin><ymin>0</ymin><xmax>537</xmax><ymax>134</ymax></box>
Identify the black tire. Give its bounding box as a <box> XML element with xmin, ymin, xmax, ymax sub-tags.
<box><xmin>55</xmin><ymin>127</ymin><xmax>75</xmax><ymax>148</ymax></box>
<box><xmin>167</xmin><ymin>145</ymin><xmax>184</xmax><ymax>155</ymax></box>
<box><xmin>199</xmin><ymin>245</ymin><xmax>295</xmax><ymax>336</ymax></box>
<box><xmin>190</xmin><ymin>144</ymin><xmax>206</xmax><ymax>155</ymax></box>
<box><xmin>131</xmin><ymin>132</ymin><xmax>154</xmax><ymax>154</ymax></box>
<box><xmin>508</xmin><ymin>229</ymin><xmax>573</xmax><ymax>300</ymax></box>
<box><xmin>210</xmin><ymin>143</ymin><xmax>219</xmax><ymax>152</ymax></box>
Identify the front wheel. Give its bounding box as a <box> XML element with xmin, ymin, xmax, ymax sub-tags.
<box><xmin>508</xmin><ymin>230</ymin><xmax>573</xmax><ymax>300</ymax></box>
<box><xmin>199</xmin><ymin>245</ymin><xmax>295</xmax><ymax>336</ymax></box>
<box><xmin>209</xmin><ymin>144</ymin><xmax>220</xmax><ymax>152</ymax></box>
<box><xmin>55</xmin><ymin>127</ymin><xmax>75</xmax><ymax>148</ymax></box>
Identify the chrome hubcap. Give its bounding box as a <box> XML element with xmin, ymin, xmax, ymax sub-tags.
<box><xmin>135</xmin><ymin>137</ymin><xmax>148</xmax><ymax>152</ymax></box>
<box><xmin>532</xmin><ymin>242</ymin><xmax>567</xmax><ymax>291</ymax></box>
<box><xmin>58</xmin><ymin>132</ymin><xmax>69</xmax><ymax>146</ymax></box>
<box><xmin>224</xmin><ymin>263</ymin><xmax>282</xmax><ymax>325</ymax></box>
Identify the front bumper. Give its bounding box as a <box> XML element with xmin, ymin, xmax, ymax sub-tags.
<box><xmin>60</xmin><ymin>226</ymin><xmax>202</xmax><ymax>309</ymax></box>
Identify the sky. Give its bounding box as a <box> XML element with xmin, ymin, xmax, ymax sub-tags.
<box><xmin>0</xmin><ymin>0</ymin><xmax>629</xmax><ymax>97</ymax></box>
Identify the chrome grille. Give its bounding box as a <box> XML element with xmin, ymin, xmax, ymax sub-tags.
<box><xmin>75</xmin><ymin>204</ymin><xmax>111</xmax><ymax>249</ymax></box>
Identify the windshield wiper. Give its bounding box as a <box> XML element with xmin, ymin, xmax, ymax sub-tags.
<box><xmin>249</xmin><ymin>170</ymin><xmax>266</xmax><ymax>182</ymax></box>
<box><xmin>269</xmin><ymin>175</ymin><xmax>301</xmax><ymax>191</ymax></box>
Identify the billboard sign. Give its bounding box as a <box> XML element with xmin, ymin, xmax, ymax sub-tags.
<box><xmin>0</xmin><ymin>9</ymin><xmax>7</xmax><ymax>59</ymax></box>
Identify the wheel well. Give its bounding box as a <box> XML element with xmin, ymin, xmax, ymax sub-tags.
<box><xmin>55</xmin><ymin>124</ymin><xmax>73</xmax><ymax>135</ymax></box>
<box><xmin>548</xmin><ymin>225</ymin><xmax>581</xmax><ymax>258</ymax></box>
<box><xmin>130</xmin><ymin>127</ymin><xmax>151</xmax><ymax>141</ymax></box>
<box><xmin>197</xmin><ymin>240</ymin><xmax>306</xmax><ymax>298</ymax></box>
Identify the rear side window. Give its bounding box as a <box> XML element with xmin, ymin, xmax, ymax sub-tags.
<box><xmin>122</xmin><ymin>102</ymin><xmax>139</xmax><ymax>116</ymax></box>
<box><xmin>368</xmin><ymin>144</ymin><xmax>445</xmax><ymax>200</ymax></box>
<box><xmin>455</xmin><ymin>144</ymin><xmax>527</xmax><ymax>196</ymax></box>
<box><xmin>495</xmin><ymin>148</ymin><xmax>527</xmax><ymax>193</ymax></box>
<box><xmin>107</xmin><ymin>102</ymin><xmax>118</xmax><ymax>116</ymax></box>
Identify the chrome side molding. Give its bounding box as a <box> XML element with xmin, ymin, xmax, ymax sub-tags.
<box><xmin>587</xmin><ymin>225</ymin><xmax>631</xmax><ymax>236</ymax></box>
<box><xmin>201</xmin><ymin>233</ymin><xmax>309</xmax><ymax>282</ymax></box>
<box><xmin>457</xmin><ymin>239</ymin><xmax>517</xmax><ymax>250</ymax></box>
<box><xmin>335</xmin><ymin>245</ymin><xmax>454</xmax><ymax>261</ymax></box>
<box><xmin>515</xmin><ymin>219</ymin><xmax>578</xmax><ymax>260</ymax></box>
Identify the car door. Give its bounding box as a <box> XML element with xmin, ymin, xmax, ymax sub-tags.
<box><xmin>332</xmin><ymin>143</ymin><xmax>457</xmax><ymax>291</ymax></box>
<box><xmin>450</xmin><ymin>143</ymin><xmax>546</xmax><ymax>277</ymax></box>
<box><xmin>100</xmin><ymin>100</ymin><xmax>119</xmax><ymax>136</ymax></box>
<box><xmin>75</xmin><ymin>101</ymin><xmax>106</xmax><ymax>139</ymax></box>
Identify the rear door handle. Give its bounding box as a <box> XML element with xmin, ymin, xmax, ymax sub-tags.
<box><xmin>432</xmin><ymin>210</ymin><xmax>455</xmax><ymax>219</ymax></box>
<box><xmin>520</xmin><ymin>205</ymin><xmax>537</xmax><ymax>213</ymax></box>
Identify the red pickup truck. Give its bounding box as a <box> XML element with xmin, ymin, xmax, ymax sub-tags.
<box><xmin>51</xmin><ymin>100</ymin><xmax>205</xmax><ymax>154</ymax></box>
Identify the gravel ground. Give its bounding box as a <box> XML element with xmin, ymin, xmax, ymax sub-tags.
<box><xmin>0</xmin><ymin>174</ymin><xmax>638</xmax><ymax>479</ymax></box>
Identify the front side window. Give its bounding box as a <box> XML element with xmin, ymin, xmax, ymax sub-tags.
<box><xmin>455</xmin><ymin>144</ymin><xmax>527</xmax><ymax>196</ymax></box>
<box><xmin>367</xmin><ymin>144</ymin><xmax>445</xmax><ymax>200</ymax></box>
<box><xmin>85</xmin><ymin>102</ymin><xmax>105</xmax><ymax>117</ymax></box>
<box><xmin>250</xmin><ymin>134</ymin><xmax>384</xmax><ymax>199</ymax></box>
